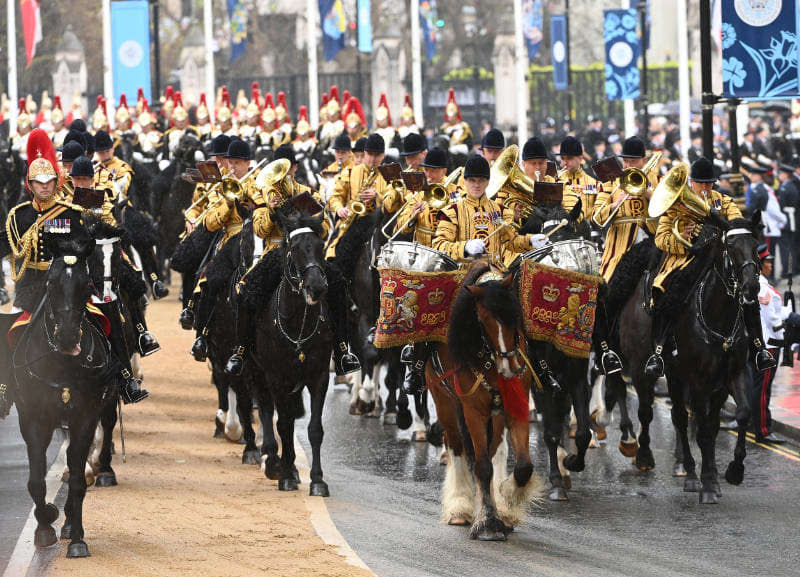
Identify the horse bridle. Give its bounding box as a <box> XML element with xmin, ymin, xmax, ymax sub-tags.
<box><xmin>283</xmin><ymin>227</ymin><xmax>326</xmax><ymax>294</ymax></box>
<box><xmin>474</xmin><ymin>312</ymin><xmax>526</xmax><ymax>377</ymax></box>
<box><xmin>721</xmin><ymin>228</ymin><xmax>759</xmax><ymax>305</ymax></box>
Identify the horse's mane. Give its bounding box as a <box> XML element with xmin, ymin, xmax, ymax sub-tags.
<box><xmin>449</xmin><ymin>260</ymin><xmax>521</xmax><ymax>369</ymax></box>
<box><xmin>330</xmin><ymin>208</ymin><xmax>381</xmax><ymax>280</ymax></box>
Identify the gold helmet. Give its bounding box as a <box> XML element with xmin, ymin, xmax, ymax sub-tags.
<box><xmin>27</xmin><ymin>129</ymin><xmax>59</xmax><ymax>184</ymax></box>
<box><xmin>40</xmin><ymin>90</ymin><xmax>52</xmax><ymax>111</ymax></box>
<box><xmin>295</xmin><ymin>106</ymin><xmax>312</xmax><ymax>137</ymax></box>
<box><xmin>375</xmin><ymin>93</ymin><xmax>391</xmax><ymax>127</ymax></box>
<box><xmin>327</xmin><ymin>85</ymin><xmax>341</xmax><ymax>119</ymax></box>
<box><xmin>318</xmin><ymin>93</ymin><xmax>329</xmax><ymax>124</ymax></box>
<box><xmin>217</xmin><ymin>87</ymin><xmax>233</xmax><ymax>123</ymax></box>
<box><xmin>261</xmin><ymin>93</ymin><xmax>277</xmax><ymax>126</ymax></box>
<box><xmin>16</xmin><ymin>98</ymin><xmax>32</xmax><ymax>130</ymax></box>
<box><xmin>172</xmin><ymin>91</ymin><xmax>188</xmax><ymax>123</ymax></box>
<box><xmin>401</xmin><ymin>93</ymin><xmax>415</xmax><ymax>124</ymax></box>
<box><xmin>197</xmin><ymin>92</ymin><xmax>210</xmax><ymax>122</ymax></box>
<box><xmin>444</xmin><ymin>88</ymin><xmax>460</xmax><ymax>123</ymax></box>
<box><xmin>135</xmin><ymin>87</ymin><xmax>145</xmax><ymax>114</ymax></box>
<box><xmin>51</xmin><ymin>95</ymin><xmax>64</xmax><ymax>125</ymax></box>
<box><xmin>92</xmin><ymin>95</ymin><xmax>109</xmax><ymax>131</ymax></box>
<box><xmin>25</xmin><ymin>94</ymin><xmax>37</xmax><ymax>114</ymax></box>
<box><xmin>344</xmin><ymin>97</ymin><xmax>365</xmax><ymax>131</ymax></box>
<box><xmin>115</xmin><ymin>94</ymin><xmax>131</xmax><ymax>123</ymax></box>
<box><xmin>138</xmin><ymin>98</ymin><xmax>154</xmax><ymax>127</ymax></box>
<box><xmin>276</xmin><ymin>92</ymin><xmax>290</xmax><ymax>124</ymax></box>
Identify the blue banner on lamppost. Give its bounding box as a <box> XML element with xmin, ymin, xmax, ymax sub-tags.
<box><xmin>551</xmin><ymin>14</ymin><xmax>568</xmax><ymax>91</ymax></box>
<box><xmin>603</xmin><ymin>9</ymin><xmax>640</xmax><ymax>101</ymax></box>
<box><xmin>721</xmin><ymin>0</ymin><xmax>800</xmax><ymax>100</ymax></box>
<box><xmin>358</xmin><ymin>0</ymin><xmax>372</xmax><ymax>53</ymax></box>
<box><xmin>111</xmin><ymin>0</ymin><xmax>151</xmax><ymax>104</ymax></box>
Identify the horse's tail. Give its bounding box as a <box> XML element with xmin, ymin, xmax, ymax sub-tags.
<box><xmin>289</xmin><ymin>391</ymin><xmax>305</xmax><ymax>420</ymax></box>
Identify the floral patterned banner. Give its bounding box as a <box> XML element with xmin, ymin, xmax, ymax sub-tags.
<box><xmin>603</xmin><ymin>9</ymin><xmax>640</xmax><ymax>102</ymax></box>
<box><xmin>721</xmin><ymin>0</ymin><xmax>800</xmax><ymax>100</ymax></box>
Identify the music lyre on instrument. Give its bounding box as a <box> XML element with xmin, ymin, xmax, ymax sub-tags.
<box><xmin>596</xmin><ymin>152</ymin><xmax>662</xmax><ymax>226</ymax></box>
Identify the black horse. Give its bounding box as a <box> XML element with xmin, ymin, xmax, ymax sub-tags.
<box><xmin>6</xmin><ymin>232</ymin><xmax>119</xmax><ymax>558</ymax></box>
<box><xmin>513</xmin><ymin>201</ymin><xmax>597</xmax><ymax>501</ymax></box>
<box><xmin>151</xmin><ymin>132</ymin><xmax>206</xmax><ymax>279</ymax></box>
<box><xmin>614</xmin><ymin>212</ymin><xmax>762</xmax><ymax>503</ymax></box>
<box><xmin>114</xmin><ymin>131</ymin><xmax>156</xmax><ymax>214</ymax></box>
<box><xmin>250</xmin><ymin>211</ymin><xmax>334</xmax><ymax>495</ymax></box>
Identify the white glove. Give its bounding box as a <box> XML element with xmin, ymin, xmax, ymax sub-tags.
<box><xmin>465</xmin><ymin>239</ymin><xmax>486</xmax><ymax>256</ymax></box>
<box><xmin>194</xmin><ymin>150</ymin><xmax>205</xmax><ymax>162</ymax></box>
<box><xmin>158</xmin><ymin>159</ymin><xmax>171</xmax><ymax>171</ymax></box>
<box><xmin>530</xmin><ymin>233</ymin><xmax>549</xmax><ymax>249</ymax></box>
<box><xmin>451</xmin><ymin>144</ymin><xmax>469</xmax><ymax>156</ymax></box>
<box><xmin>132</xmin><ymin>151</ymin><xmax>145</xmax><ymax>163</ymax></box>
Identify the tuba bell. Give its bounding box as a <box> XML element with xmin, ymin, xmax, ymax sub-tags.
<box><xmin>486</xmin><ymin>145</ymin><xmax>535</xmax><ymax>200</ymax></box>
<box><xmin>256</xmin><ymin>158</ymin><xmax>293</xmax><ymax>207</ymax></box>
<box><xmin>649</xmin><ymin>163</ymin><xmax>711</xmax><ymax>247</ymax></box>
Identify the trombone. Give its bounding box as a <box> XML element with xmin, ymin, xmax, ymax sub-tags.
<box><xmin>595</xmin><ymin>152</ymin><xmax>662</xmax><ymax>227</ymax></box>
<box><xmin>188</xmin><ymin>158</ymin><xmax>268</xmax><ymax>226</ymax></box>
<box><xmin>381</xmin><ymin>184</ymin><xmax>450</xmax><ymax>240</ymax></box>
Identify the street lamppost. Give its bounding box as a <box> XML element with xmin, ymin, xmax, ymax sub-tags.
<box><xmin>637</xmin><ymin>1</ymin><xmax>649</xmax><ymax>141</ymax></box>
<box><xmin>463</xmin><ymin>5</ymin><xmax>482</xmax><ymax>132</ymax></box>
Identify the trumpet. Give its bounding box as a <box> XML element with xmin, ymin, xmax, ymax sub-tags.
<box><xmin>381</xmin><ymin>184</ymin><xmax>450</xmax><ymax>240</ymax></box>
<box><xmin>188</xmin><ymin>158</ymin><xmax>268</xmax><ymax>226</ymax></box>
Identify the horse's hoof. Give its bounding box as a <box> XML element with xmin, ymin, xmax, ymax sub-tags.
<box><xmin>263</xmin><ymin>457</ymin><xmax>281</xmax><ymax>480</ymax></box>
<box><xmin>673</xmin><ymin>461</ymin><xmax>687</xmax><ymax>477</ymax></box>
<box><xmin>359</xmin><ymin>401</ymin><xmax>376</xmax><ymax>416</ymax></box>
<box><xmin>348</xmin><ymin>403</ymin><xmax>361</xmax><ymax>416</ymax></box>
<box><xmin>224</xmin><ymin>426</ymin><xmax>243</xmax><ymax>443</ymax></box>
<box><xmin>383</xmin><ymin>412</ymin><xmax>397</xmax><ymax>426</ymax></box>
<box><xmin>242</xmin><ymin>449</ymin><xmax>260</xmax><ymax>465</ymax></box>
<box><xmin>684</xmin><ymin>477</ymin><xmax>700</xmax><ymax>493</ymax></box>
<box><xmin>447</xmin><ymin>516</ymin><xmax>471</xmax><ymax>526</ymax></box>
<box><xmin>562</xmin><ymin>475</ymin><xmax>572</xmax><ymax>491</ymax></box>
<box><xmin>469</xmin><ymin>517</ymin><xmax>508</xmax><ymax>541</ymax></box>
<box><xmin>66</xmin><ymin>541</ymin><xmax>91</xmax><ymax>558</ymax></box>
<box><xmin>411</xmin><ymin>430</ymin><xmax>427</xmax><ymax>443</ymax></box>
<box><xmin>427</xmin><ymin>421</ymin><xmax>445</xmax><ymax>447</ymax></box>
<box><xmin>725</xmin><ymin>462</ymin><xmax>744</xmax><ymax>486</ymax></box>
<box><xmin>635</xmin><ymin>450</ymin><xmax>655</xmax><ymax>471</ymax></box>
<box><xmin>293</xmin><ymin>468</ymin><xmax>301</xmax><ymax>484</ymax></box>
<box><xmin>213</xmin><ymin>418</ymin><xmax>225</xmax><ymax>439</ymax></box>
<box><xmin>95</xmin><ymin>471</ymin><xmax>118</xmax><ymax>487</ymax></box>
<box><xmin>619</xmin><ymin>440</ymin><xmax>639</xmax><ymax>458</ymax></box>
<box><xmin>309</xmin><ymin>481</ymin><xmax>330</xmax><ymax>497</ymax></box>
<box><xmin>396</xmin><ymin>409</ymin><xmax>413</xmax><ymax>430</ymax></box>
<box><xmin>278</xmin><ymin>477</ymin><xmax>299</xmax><ymax>491</ymax></box>
<box><xmin>439</xmin><ymin>451</ymin><xmax>449</xmax><ymax>466</ymax></box>
<box><xmin>34</xmin><ymin>526</ymin><xmax>57</xmax><ymax>548</ymax></box>
<box><xmin>699</xmin><ymin>490</ymin><xmax>719</xmax><ymax>504</ymax></box>
<box><xmin>60</xmin><ymin>523</ymin><xmax>72</xmax><ymax>540</ymax></box>
<box><xmin>549</xmin><ymin>487</ymin><xmax>569</xmax><ymax>501</ymax></box>
<box><xmin>85</xmin><ymin>470</ymin><xmax>95</xmax><ymax>488</ymax></box>
<box><xmin>563</xmin><ymin>454</ymin><xmax>585</xmax><ymax>472</ymax></box>
<box><xmin>41</xmin><ymin>503</ymin><xmax>59</xmax><ymax>524</ymax></box>
<box><xmin>590</xmin><ymin>411</ymin><xmax>607</xmax><ymax>440</ymax></box>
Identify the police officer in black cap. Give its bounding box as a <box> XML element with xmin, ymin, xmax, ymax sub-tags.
<box><xmin>481</xmin><ymin>128</ymin><xmax>505</xmax><ymax>165</ymax></box>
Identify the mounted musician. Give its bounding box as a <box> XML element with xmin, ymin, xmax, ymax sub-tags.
<box><xmin>494</xmin><ymin>137</ymin><xmax>558</xmax><ymax>225</ymax></box>
<box><xmin>343</xmin><ymin>97</ymin><xmax>368</xmax><ymax>150</ymax></box>
<box><xmin>0</xmin><ymin>130</ymin><xmax>148</xmax><ymax>404</ymax></box>
<box><xmin>224</xmin><ymin>145</ymin><xmax>360</xmax><ymax>378</ymax></box>
<box><xmin>397</xmin><ymin>94</ymin><xmax>421</xmax><ymax>141</ymax></box>
<box><xmin>318</xmin><ymin>86</ymin><xmax>345</xmax><ymax>155</ymax></box>
<box><xmin>645</xmin><ymin>157</ymin><xmax>777</xmax><ymax>378</ymax></box>
<box><xmin>258</xmin><ymin>94</ymin><xmax>291</xmax><ymax>159</ymax></box>
<box><xmin>134</xmin><ymin>101</ymin><xmax>163</xmax><ymax>159</ymax></box>
<box><xmin>190</xmin><ymin>140</ymin><xmax>258</xmax><ymax>362</ymax></box>
<box><xmin>212</xmin><ymin>88</ymin><xmax>238</xmax><ymax>139</ymax></box>
<box><xmin>292</xmin><ymin>106</ymin><xmax>319</xmax><ymax>188</ymax></box>
<box><xmin>195</xmin><ymin>93</ymin><xmax>214</xmax><ymax>142</ymax></box>
<box><xmin>558</xmin><ymin>136</ymin><xmax>598</xmax><ymax>222</ymax></box>
<box><xmin>325</xmin><ymin>134</ymin><xmax>393</xmax><ymax>260</ymax></box>
<box><xmin>592</xmin><ymin>136</ymin><xmax>661</xmax><ymax>282</ymax></box>
<box><xmin>177</xmin><ymin>134</ymin><xmax>232</xmax><ymax>329</ymax></box>
<box><xmin>374</xmin><ymin>93</ymin><xmax>401</xmax><ymax>161</ymax></box>
<box><xmin>440</xmin><ymin>89</ymin><xmax>472</xmax><ymax>162</ymax></box>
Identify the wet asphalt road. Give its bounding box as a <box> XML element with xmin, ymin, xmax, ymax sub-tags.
<box><xmin>0</xmin><ymin>408</ymin><xmax>65</xmax><ymax>575</ymax></box>
<box><xmin>298</xmin><ymin>383</ymin><xmax>800</xmax><ymax>577</ymax></box>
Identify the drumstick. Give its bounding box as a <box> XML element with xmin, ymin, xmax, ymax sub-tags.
<box><xmin>544</xmin><ymin>219</ymin><xmax>569</xmax><ymax>239</ymax></box>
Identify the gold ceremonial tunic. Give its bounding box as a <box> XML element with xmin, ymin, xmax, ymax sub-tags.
<box><xmin>325</xmin><ymin>164</ymin><xmax>390</xmax><ymax>259</ymax></box>
<box><xmin>185</xmin><ymin>182</ymin><xmax>211</xmax><ymax>225</ymax></box>
<box><xmin>323</xmin><ymin>156</ymin><xmax>354</xmax><ymax>174</ymax></box>
<box><xmin>203</xmin><ymin>179</ymin><xmax>256</xmax><ymax>247</ymax></box>
<box><xmin>251</xmin><ymin>179</ymin><xmax>329</xmax><ymax>253</ymax></box>
<box><xmin>558</xmin><ymin>168</ymin><xmax>598</xmax><ymax>221</ymax></box>
<box><xmin>433</xmin><ymin>194</ymin><xmax>532</xmax><ymax>264</ymax></box>
<box><xmin>395</xmin><ymin>181</ymin><xmax>460</xmax><ymax>247</ymax></box>
<box><xmin>592</xmin><ymin>172</ymin><xmax>660</xmax><ymax>282</ymax></box>
<box><xmin>652</xmin><ymin>190</ymin><xmax>742</xmax><ymax>292</ymax></box>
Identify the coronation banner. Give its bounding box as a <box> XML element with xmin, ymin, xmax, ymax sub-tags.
<box><xmin>551</xmin><ymin>14</ymin><xmax>568</xmax><ymax>91</ymax></box>
<box><xmin>111</xmin><ymin>0</ymin><xmax>151</xmax><ymax>104</ymax></box>
<box><xmin>603</xmin><ymin>9</ymin><xmax>640</xmax><ymax>101</ymax></box>
<box><xmin>721</xmin><ymin>0</ymin><xmax>800</xmax><ymax>100</ymax></box>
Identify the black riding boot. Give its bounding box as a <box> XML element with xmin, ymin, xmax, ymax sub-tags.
<box><xmin>644</xmin><ymin>307</ymin><xmax>670</xmax><ymax>378</ymax></box>
<box><xmin>128</xmin><ymin>297</ymin><xmax>161</xmax><ymax>357</ymax></box>
<box><xmin>191</xmin><ymin>286</ymin><xmax>214</xmax><ymax>361</ymax></box>
<box><xmin>531</xmin><ymin>357</ymin><xmax>561</xmax><ymax>393</ymax></box>
<box><xmin>100</xmin><ymin>301</ymin><xmax>149</xmax><ymax>404</ymax></box>
<box><xmin>225</xmin><ymin>300</ymin><xmax>249</xmax><ymax>376</ymax></box>
<box><xmin>743</xmin><ymin>301</ymin><xmax>777</xmax><ymax>372</ymax></box>
<box><xmin>401</xmin><ymin>342</ymin><xmax>430</xmax><ymax>395</ymax></box>
<box><xmin>179</xmin><ymin>273</ymin><xmax>197</xmax><ymax>330</ymax></box>
<box><xmin>149</xmin><ymin>271</ymin><xmax>170</xmax><ymax>300</ymax></box>
<box><xmin>327</xmin><ymin>265</ymin><xmax>361</xmax><ymax>376</ymax></box>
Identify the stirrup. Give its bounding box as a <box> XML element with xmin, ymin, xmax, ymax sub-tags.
<box><xmin>121</xmin><ymin>376</ymin><xmax>149</xmax><ymax>404</ymax></box>
<box><xmin>601</xmin><ymin>350</ymin><xmax>623</xmax><ymax>375</ymax></box>
<box><xmin>179</xmin><ymin>308</ymin><xmax>195</xmax><ymax>331</ymax></box>
<box><xmin>137</xmin><ymin>325</ymin><xmax>161</xmax><ymax>357</ymax></box>
<box><xmin>400</xmin><ymin>344</ymin><xmax>414</xmax><ymax>365</ymax></box>
<box><xmin>334</xmin><ymin>343</ymin><xmax>361</xmax><ymax>376</ymax></box>
<box><xmin>644</xmin><ymin>348</ymin><xmax>665</xmax><ymax>378</ymax></box>
<box><xmin>191</xmin><ymin>335</ymin><xmax>208</xmax><ymax>361</ymax></box>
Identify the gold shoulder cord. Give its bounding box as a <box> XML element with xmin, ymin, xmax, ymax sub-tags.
<box><xmin>6</xmin><ymin>206</ymin><xmax>34</xmax><ymax>282</ymax></box>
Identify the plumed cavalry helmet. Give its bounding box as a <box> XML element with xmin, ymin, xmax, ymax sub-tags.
<box><xmin>115</xmin><ymin>94</ymin><xmax>131</xmax><ymax>124</ymax></box>
<box><xmin>16</xmin><ymin>98</ymin><xmax>32</xmax><ymax>130</ymax></box>
<box><xmin>246</xmin><ymin>82</ymin><xmax>261</xmax><ymax>121</ymax></box>
<box><xmin>51</xmin><ymin>95</ymin><xmax>65</xmax><ymax>124</ymax></box>
<box><xmin>318</xmin><ymin>93</ymin><xmax>330</xmax><ymax>124</ymax></box>
<box><xmin>276</xmin><ymin>92</ymin><xmax>290</xmax><ymax>124</ymax></box>
<box><xmin>444</xmin><ymin>89</ymin><xmax>461</xmax><ymax>123</ymax></box>
<box><xmin>344</xmin><ymin>97</ymin><xmax>366</xmax><ymax>130</ymax></box>
<box><xmin>137</xmin><ymin>99</ymin><xmax>154</xmax><ymax>127</ymax></box>
<box><xmin>196</xmin><ymin>93</ymin><xmax>210</xmax><ymax>121</ymax></box>
<box><xmin>27</xmin><ymin>129</ymin><xmax>59</xmax><ymax>183</ymax></box>
<box><xmin>375</xmin><ymin>93</ymin><xmax>391</xmax><ymax>127</ymax></box>
<box><xmin>261</xmin><ymin>93</ymin><xmax>277</xmax><ymax>126</ymax></box>
<box><xmin>217</xmin><ymin>87</ymin><xmax>233</xmax><ymax>123</ymax></box>
<box><xmin>172</xmin><ymin>92</ymin><xmax>188</xmax><ymax>123</ymax></box>
<box><xmin>400</xmin><ymin>94</ymin><xmax>415</xmax><ymax>124</ymax></box>
<box><xmin>295</xmin><ymin>106</ymin><xmax>312</xmax><ymax>136</ymax></box>
<box><xmin>327</xmin><ymin>85</ymin><xmax>341</xmax><ymax>119</ymax></box>
<box><xmin>92</xmin><ymin>95</ymin><xmax>109</xmax><ymax>131</ymax></box>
